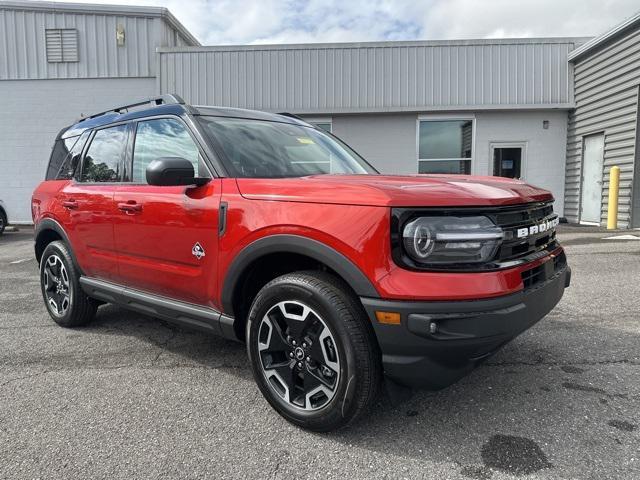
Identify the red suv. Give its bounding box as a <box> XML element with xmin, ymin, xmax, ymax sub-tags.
<box><xmin>32</xmin><ymin>95</ymin><xmax>570</xmax><ymax>431</ymax></box>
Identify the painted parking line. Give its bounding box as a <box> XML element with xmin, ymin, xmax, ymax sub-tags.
<box><xmin>9</xmin><ymin>258</ymin><xmax>32</xmax><ymax>264</ymax></box>
<box><xmin>601</xmin><ymin>234</ymin><xmax>640</xmax><ymax>240</ymax></box>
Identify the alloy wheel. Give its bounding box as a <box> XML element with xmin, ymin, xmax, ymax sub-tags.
<box><xmin>257</xmin><ymin>300</ymin><xmax>340</xmax><ymax>411</ymax></box>
<box><xmin>43</xmin><ymin>254</ymin><xmax>71</xmax><ymax>316</ymax></box>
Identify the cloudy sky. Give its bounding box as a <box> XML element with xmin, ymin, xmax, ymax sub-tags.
<box><xmin>52</xmin><ymin>0</ymin><xmax>639</xmax><ymax>45</ymax></box>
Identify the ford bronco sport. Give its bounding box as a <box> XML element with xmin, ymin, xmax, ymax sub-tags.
<box><xmin>32</xmin><ymin>95</ymin><xmax>570</xmax><ymax>431</ymax></box>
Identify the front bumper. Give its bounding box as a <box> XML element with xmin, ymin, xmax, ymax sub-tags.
<box><xmin>361</xmin><ymin>262</ymin><xmax>571</xmax><ymax>389</ymax></box>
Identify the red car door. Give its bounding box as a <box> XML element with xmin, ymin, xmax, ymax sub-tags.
<box><xmin>60</xmin><ymin>124</ymin><xmax>129</xmax><ymax>281</ymax></box>
<box><xmin>112</xmin><ymin>117</ymin><xmax>221</xmax><ymax>307</ymax></box>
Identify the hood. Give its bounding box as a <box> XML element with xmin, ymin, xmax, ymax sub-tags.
<box><xmin>236</xmin><ymin>174</ymin><xmax>553</xmax><ymax>207</ymax></box>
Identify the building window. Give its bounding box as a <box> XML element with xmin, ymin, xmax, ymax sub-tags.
<box><xmin>418</xmin><ymin>119</ymin><xmax>473</xmax><ymax>174</ymax></box>
<box><xmin>491</xmin><ymin>142</ymin><xmax>526</xmax><ymax>179</ymax></box>
<box><xmin>45</xmin><ymin>28</ymin><xmax>79</xmax><ymax>63</ymax></box>
<box><xmin>305</xmin><ymin>118</ymin><xmax>332</xmax><ymax>133</ymax></box>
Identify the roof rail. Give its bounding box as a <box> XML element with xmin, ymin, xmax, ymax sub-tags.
<box><xmin>277</xmin><ymin>112</ymin><xmax>305</xmax><ymax>121</ymax></box>
<box><xmin>78</xmin><ymin>94</ymin><xmax>185</xmax><ymax>123</ymax></box>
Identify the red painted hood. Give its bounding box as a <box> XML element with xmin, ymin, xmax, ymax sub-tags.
<box><xmin>236</xmin><ymin>174</ymin><xmax>553</xmax><ymax>207</ymax></box>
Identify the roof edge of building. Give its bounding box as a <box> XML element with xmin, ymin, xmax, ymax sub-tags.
<box><xmin>0</xmin><ymin>0</ymin><xmax>201</xmax><ymax>46</ymax></box>
<box><xmin>157</xmin><ymin>36</ymin><xmax>592</xmax><ymax>53</ymax></box>
<box><xmin>568</xmin><ymin>10</ymin><xmax>640</xmax><ymax>62</ymax></box>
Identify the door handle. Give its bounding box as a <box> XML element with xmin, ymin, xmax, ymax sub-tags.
<box><xmin>62</xmin><ymin>199</ymin><xmax>78</xmax><ymax>209</ymax></box>
<box><xmin>117</xmin><ymin>201</ymin><xmax>143</xmax><ymax>214</ymax></box>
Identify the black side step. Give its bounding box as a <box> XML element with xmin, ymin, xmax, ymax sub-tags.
<box><xmin>79</xmin><ymin>277</ymin><xmax>238</xmax><ymax>341</ymax></box>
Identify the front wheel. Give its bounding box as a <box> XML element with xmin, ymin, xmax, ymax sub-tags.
<box><xmin>246</xmin><ymin>271</ymin><xmax>381</xmax><ymax>431</ymax></box>
<box><xmin>40</xmin><ymin>241</ymin><xmax>97</xmax><ymax>327</ymax></box>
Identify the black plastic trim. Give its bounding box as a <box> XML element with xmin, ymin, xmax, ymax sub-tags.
<box><xmin>219</xmin><ymin>201</ymin><xmax>228</xmax><ymax>236</ymax></box>
<box><xmin>360</xmin><ymin>263</ymin><xmax>570</xmax><ymax>389</ymax></box>
<box><xmin>221</xmin><ymin>234</ymin><xmax>380</xmax><ymax>315</ymax></box>
<box><xmin>79</xmin><ymin>277</ymin><xmax>240</xmax><ymax>340</ymax></box>
<box><xmin>390</xmin><ymin>201</ymin><xmax>558</xmax><ymax>272</ymax></box>
<box><xmin>34</xmin><ymin>218</ymin><xmax>81</xmax><ymax>271</ymax></box>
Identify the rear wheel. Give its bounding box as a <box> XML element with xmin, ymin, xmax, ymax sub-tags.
<box><xmin>0</xmin><ymin>209</ymin><xmax>6</xmax><ymax>235</ymax></box>
<box><xmin>40</xmin><ymin>241</ymin><xmax>97</xmax><ymax>327</ymax></box>
<box><xmin>246</xmin><ymin>271</ymin><xmax>381</xmax><ymax>431</ymax></box>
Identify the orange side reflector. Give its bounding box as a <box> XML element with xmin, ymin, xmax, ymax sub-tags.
<box><xmin>375</xmin><ymin>311</ymin><xmax>401</xmax><ymax>325</ymax></box>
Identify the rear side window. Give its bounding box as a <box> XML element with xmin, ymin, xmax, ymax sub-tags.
<box><xmin>80</xmin><ymin>125</ymin><xmax>128</xmax><ymax>182</ymax></box>
<box><xmin>132</xmin><ymin>118</ymin><xmax>204</xmax><ymax>183</ymax></box>
<box><xmin>46</xmin><ymin>131</ymin><xmax>90</xmax><ymax>180</ymax></box>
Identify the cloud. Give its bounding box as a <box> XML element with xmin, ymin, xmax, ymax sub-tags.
<box><xmin>47</xmin><ymin>0</ymin><xmax>640</xmax><ymax>45</ymax></box>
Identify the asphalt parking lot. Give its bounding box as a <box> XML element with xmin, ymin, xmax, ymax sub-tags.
<box><xmin>0</xmin><ymin>226</ymin><xmax>638</xmax><ymax>480</ymax></box>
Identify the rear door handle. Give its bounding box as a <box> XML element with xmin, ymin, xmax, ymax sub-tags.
<box><xmin>62</xmin><ymin>199</ymin><xmax>78</xmax><ymax>209</ymax></box>
<box><xmin>118</xmin><ymin>201</ymin><xmax>143</xmax><ymax>214</ymax></box>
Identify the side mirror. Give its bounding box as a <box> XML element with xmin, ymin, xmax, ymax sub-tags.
<box><xmin>146</xmin><ymin>157</ymin><xmax>210</xmax><ymax>187</ymax></box>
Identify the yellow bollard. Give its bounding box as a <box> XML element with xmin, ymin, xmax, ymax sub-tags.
<box><xmin>607</xmin><ymin>166</ymin><xmax>620</xmax><ymax>230</ymax></box>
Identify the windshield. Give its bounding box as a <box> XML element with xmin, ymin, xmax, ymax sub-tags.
<box><xmin>198</xmin><ymin>117</ymin><xmax>377</xmax><ymax>178</ymax></box>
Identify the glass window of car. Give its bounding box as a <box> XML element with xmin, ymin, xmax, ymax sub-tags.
<box><xmin>198</xmin><ymin>117</ymin><xmax>376</xmax><ymax>178</ymax></box>
<box><xmin>80</xmin><ymin>125</ymin><xmax>127</xmax><ymax>182</ymax></box>
<box><xmin>46</xmin><ymin>130</ymin><xmax>91</xmax><ymax>180</ymax></box>
<box><xmin>132</xmin><ymin>118</ymin><xmax>205</xmax><ymax>183</ymax></box>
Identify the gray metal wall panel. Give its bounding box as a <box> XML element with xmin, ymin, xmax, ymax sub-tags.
<box><xmin>158</xmin><ymin>39</ymin><xmax>582</xmax><ymax>112</ymax></box>
<box><xmin>564</xmin><ymin>27</ymin><xmax>640</xmax><ymax>228</ymax></box>
<box><xmin>0</xmin><ymin>7</ymin><xmax>159</xmax><ymax>79</ymax></box>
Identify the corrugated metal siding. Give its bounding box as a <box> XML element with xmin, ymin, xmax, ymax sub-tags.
<box><xmin>158</xmin><ymin>40</ymin><xmax>581</xmax><ymax>112</ymax></box>
<box><xmin>0</xmin><ymin>7</ymin><xmax>158</xmax><ymax>79</ymax></box>
<box><xmin>159</xmin><ymin>20</ymin><xmax>192</xmax><ymax>47</ymax></box>
<box><xmin>564</xmin><ymin>27</ymin><xmax>640</xmax><ymax>227</ymax></box>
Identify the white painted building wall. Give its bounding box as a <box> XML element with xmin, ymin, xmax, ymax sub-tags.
<box><xmin>474</xmin><ymin>110</ymin><xmax>569</xmax><ymax>215</ymax></box>
<box><xmin>0</xmin><ymin>77</ymin><xmax>155</xmax><ymax>223</ymax></box>
<box><xmin>328</xmin><ymin>110</ymin><xmax>569</xmax><ymax>215</ymax></box>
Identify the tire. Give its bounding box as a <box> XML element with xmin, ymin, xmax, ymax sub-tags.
<box><xmin>0</xmin><ymin>209</ymin><xmax>6</xmax><ymax>235</ymax></box>
<box><xmin>40</xmin><ymin>240</ymin><xmax>97</xmax><ymax>327</ymax></box>
<box><xmin>246</xmin><ymin>271</ymin><xmax>381</xmax><ymax>431</ymax></box>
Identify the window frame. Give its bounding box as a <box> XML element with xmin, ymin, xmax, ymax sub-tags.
<box><xmin>128</xmin><ymin>114</ymin><xmax>213</xmax><ymax>185</ymax></box>
<box><xmin>305</xmin><ymin>117</ymin><xmax>333</xmax><ymax>133</ymax></box>
<box><xmin>76</xmin><ymin>122</ymin><xmax>131</xmax><ymax>184</ymax></box>
<box><xmin>489</xmin><ymin>141</ymin><xmax>528</xmax><ymax>179</ymax></box>
<box><xmin>416</xmin><ymin>114</ymin><xmax>475</xmax><ymax>174</ymax></box>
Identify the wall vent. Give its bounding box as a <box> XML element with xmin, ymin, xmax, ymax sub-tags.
<box><xmin>45</xmin><ymin>29</ymin><xmax>79</xmax><ymax>63</ymax></box>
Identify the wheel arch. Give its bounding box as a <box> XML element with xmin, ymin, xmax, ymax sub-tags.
<box><xmin>34</xmin><ymin>218</ymin><xmax>81</xmax><ymax>273</ymax></box>
<box><xmin>221</xmin><ymin>235</ymin><xmax>380</xmax><ymax>338</ymax></box>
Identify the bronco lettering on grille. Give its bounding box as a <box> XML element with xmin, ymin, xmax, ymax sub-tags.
<box><xmin>516</xmin><ymin>216</ymin><xmax>559</xmax><ymax>239</ymax></box>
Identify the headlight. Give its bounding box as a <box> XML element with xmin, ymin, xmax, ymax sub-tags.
<box><xmin>402</xmin><ymin>216</ymin><xmax>503</xmax><ymax>266</ymax></box>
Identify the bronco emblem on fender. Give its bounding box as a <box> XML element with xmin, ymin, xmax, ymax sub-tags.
<box><xmin>192</xmin><ymin>242</ymin><xmax>206</xmax><ymax>259</ymax></box>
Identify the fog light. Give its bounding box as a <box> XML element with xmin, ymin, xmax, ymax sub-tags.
<box><xmin>375</xmin><ymin>311</ymin><xmax>401</xmax><ymax>325</ymax></box>
<box><xmin>429</xmin><ymin>322</ymin><xmax>437</xmax><ymax>334</ymax></box>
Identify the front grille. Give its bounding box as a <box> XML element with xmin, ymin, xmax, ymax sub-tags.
<box><xmin>521</xmin><ymin>251</ymin><xmax>566</xmax><ymax>290</ymax></box>
<box><xmin>487</xmin><ymin>202</ymin><xmax>559</xmax><ymax>264</ymax></box>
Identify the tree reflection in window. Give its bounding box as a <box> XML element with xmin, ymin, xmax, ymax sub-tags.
<box><xmin>80</xmin><ymin>125</ymin><xmax>127</xmax><ymax>182</ymax></box>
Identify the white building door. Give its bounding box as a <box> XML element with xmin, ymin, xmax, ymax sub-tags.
<box><xmin>580</xmin><ymin>134</ymin><xmax>605</xmax><ymax>224</ymax></box>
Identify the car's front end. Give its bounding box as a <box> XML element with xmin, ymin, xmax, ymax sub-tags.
<box><xmin>361</xmin><ymin>200</ymin><xmax>570</xmax><ymax>389</ymax></box>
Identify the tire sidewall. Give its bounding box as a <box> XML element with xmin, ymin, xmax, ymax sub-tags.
<box><xmin>247</xmin><ymin>279</ymin><xmax>361</xmax><ymax>429</ymax></box>
<box><xmin>40</xmin><ymin>241</ymin><xmax>76</xmax><ymax>325</ymax></box>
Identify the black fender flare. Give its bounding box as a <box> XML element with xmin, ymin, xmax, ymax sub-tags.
<box><xmin>221</xmin><ymin>234</ymin><xmax>380</xmax><ymax>315</ymax></box>
<box><xmin>34</xmin><ymin>218</ymin><xmax>82</xmax><ymax>273</ymax></box>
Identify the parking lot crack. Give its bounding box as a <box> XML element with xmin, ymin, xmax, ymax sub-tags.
<box><xmin>0</xmin><ymin>369</ymin><xmax>52</xmax><ymax>388</ymax></box>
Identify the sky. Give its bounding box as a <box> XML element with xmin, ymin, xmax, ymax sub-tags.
<box><xmin>49</xmin><ymin>0</ymin><xmax>640</xmax><ymax>45</ymax></box>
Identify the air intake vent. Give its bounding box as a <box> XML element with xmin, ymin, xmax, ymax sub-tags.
<box><xmin>45</xmin><ymin>29</ymin><xmax>79</xmax><ymax>63</ymax></box>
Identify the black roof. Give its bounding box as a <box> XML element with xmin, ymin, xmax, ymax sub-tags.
<box><xmin>59</xmin><ymin>94</ymin><xmax>312</xmax><ymax>140</ymax></box>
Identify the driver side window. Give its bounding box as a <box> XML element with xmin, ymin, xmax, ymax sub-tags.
<box><xmin>132</xmin><ymin>118</ymin><xmax>207</xmax><ymax>183</ymax></box>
